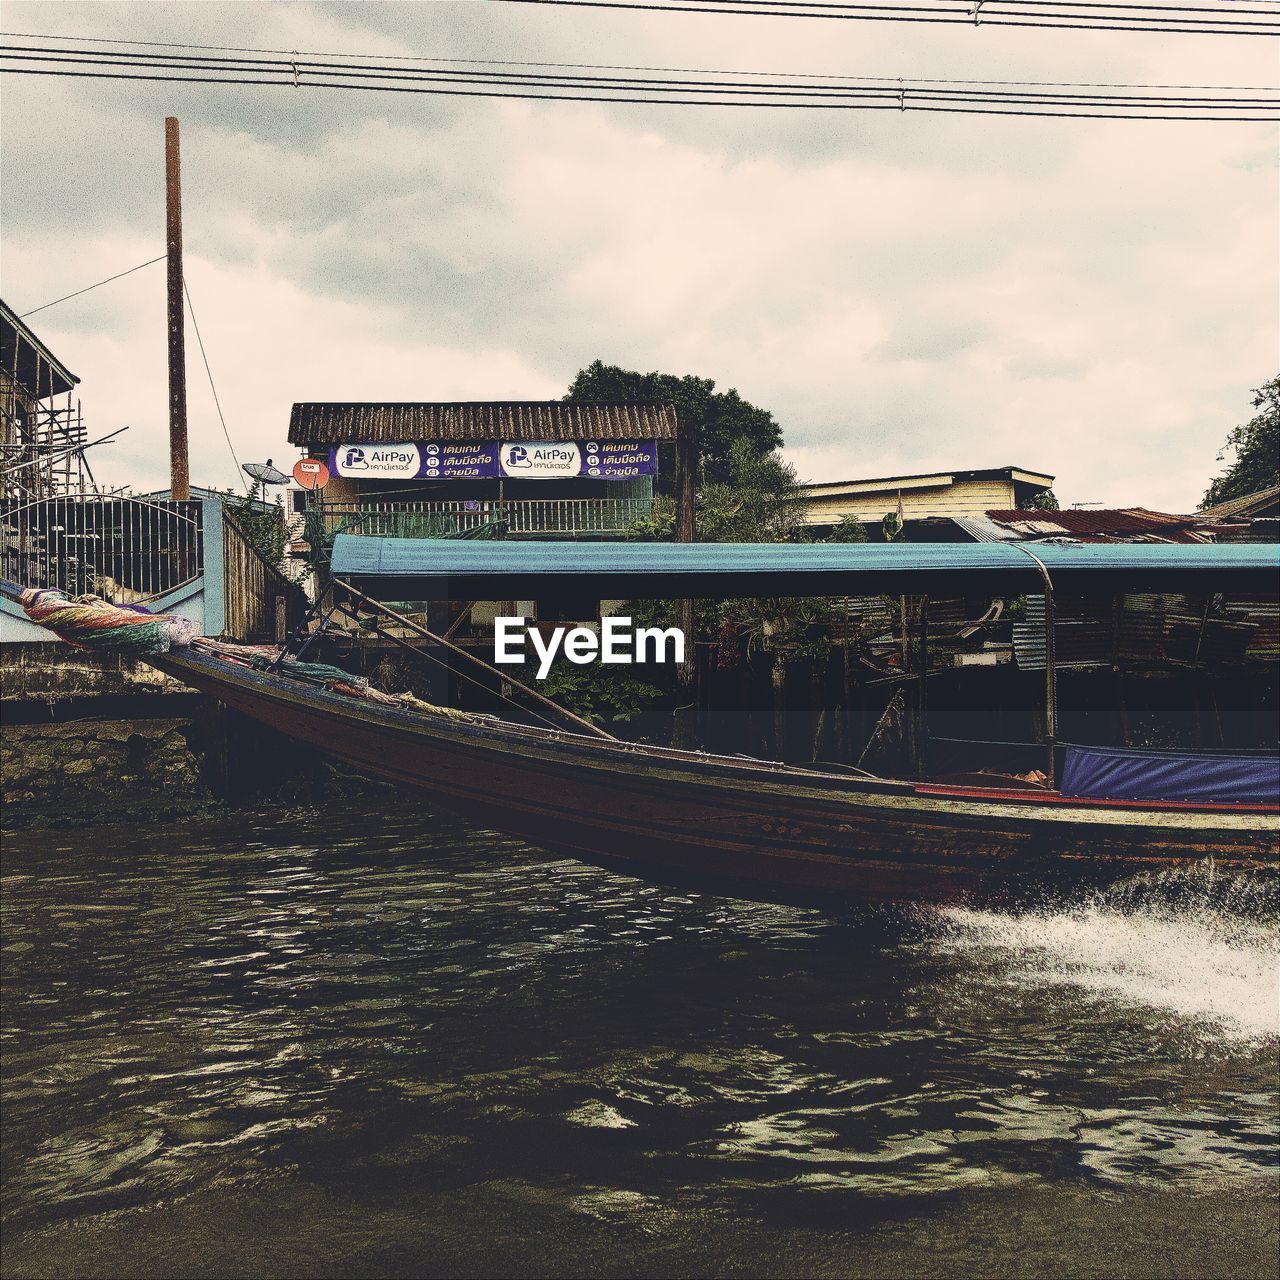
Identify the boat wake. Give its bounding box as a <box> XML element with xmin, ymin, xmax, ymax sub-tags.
<box><xmin>929</xmin><ymin>870</ymin><xmax>1280</xmax><ymax>1048</ymax></box>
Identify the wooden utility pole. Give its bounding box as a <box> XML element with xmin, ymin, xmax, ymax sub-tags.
<box><xmin>165</xmin><ymin>116</ymin><xmax>190</xmax><ymax>501</ymax></box>
<box><xmin>672</xmin><ymin>414</ymin><xmax>699</xmax><ymax>748</ymax></box>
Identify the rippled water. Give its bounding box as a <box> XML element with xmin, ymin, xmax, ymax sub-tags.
<box><xmin>2</xmin><ymin>803</ymin><xmax>1277</xmax><ymax>1277</ymax></box>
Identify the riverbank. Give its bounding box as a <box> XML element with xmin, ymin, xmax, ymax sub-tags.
<box><xmin>3</xmin><ymin>802</ymin><xmax>1276</xmax><ymax>1279</ymax></box>
<box><xmin>5</xmin><ymin>1174</ymin><xmax>1276</xmax><ymax>1279</ymax></box>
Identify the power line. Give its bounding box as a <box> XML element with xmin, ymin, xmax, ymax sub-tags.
<box><xmin>1</xmin><ymin>45</ymin><xmax>1274</xmax><ymax>117</ymax></box>
<box><xmin>6</xmin><ymin>44</ymin><xmax>1273</xmax><ymax>102</ymax></box>
<box><xmin>491</xmin><ymin>0</ymin><xmax>1280</xmax><ymax>35</ymax></box>
<box><xmin>19</xmin><ymin>255</ymin><xmax>166</xmax><ymax>318</ymax></box>
<box><xmin>182</xmin><ymin>277</ymin><xmax>245</xmax><ymax>489</ymax></box>
<box><xmin>3</xmin><ymin>29</ymin><xmax>1275</xmax><ymax>90</ymax></box>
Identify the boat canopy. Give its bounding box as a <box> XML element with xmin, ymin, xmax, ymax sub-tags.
<box><xmin>330</xmin><ymin>536</ymin><xmax>1280</xmax><ymax>600</ymax></box>
<box><xmin>1061</xmin><ymin>745</ymin><xmax>1280</xmax><ymax>805</ymax></box>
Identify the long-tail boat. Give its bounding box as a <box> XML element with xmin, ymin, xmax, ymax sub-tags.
<box><xmin>7</xmin><ymin>537</ymin><xmax>1279</xmax><ymax>906</ymax></box>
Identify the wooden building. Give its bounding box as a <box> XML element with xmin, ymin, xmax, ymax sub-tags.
<box><xmin>1</xmin><ymin>297</ymin><xmax>87</xmax><ymax>500</ymax></box>
<box><xmin>795</xmin><ymin>465</ymin><xmax>1055</xmax><ymax>535</ymax></box>
<box><xmin>287</xmin><ymin>401</ymin><xmax>681</xmax><ymax>540</ymax></box>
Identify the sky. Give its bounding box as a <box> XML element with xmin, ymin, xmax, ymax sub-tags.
<box><xmin>1</xmin><ymin>0</ymin><xmax>1276</xmax><ymax>510</ymax></box>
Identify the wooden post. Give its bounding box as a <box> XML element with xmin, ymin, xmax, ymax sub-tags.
<box><xmin>1011</xmin><ymin>546</ymin><xmax>1058</xmax><ymax>787</ymax></box>
<box><xmin>917</xmin><ymin>595</ymin><xmax>929</xmax><ymax>780</ymax></box>
<box><xmin>672</xmin><ymin>413</ymin><xmax>698</xmax><ymax>748</ymax></box>
<box><xmin>841</xmin><ymin>597</ymin><xmax>852</xmax><ymax>761</ymax></box>
<box><xmin>165</xmin><ymin>117</ymin><xmax>190</xmax><ymax>502</ymax></box>
<box><xmin>1043</xmin><ymin>583</ymin><xmax>1058</xmax><ymax>786</ymax></box>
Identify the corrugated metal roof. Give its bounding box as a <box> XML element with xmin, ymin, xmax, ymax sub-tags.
<box><xmin>952</xmin><ymin>515</ymin><xmax>1022</xmax><ymax>543</ymax></box>
<box><xmin>288</xmin><ymin>401</ymin><xmax>680</xmax><ymax>445</ymax></box>
<box><xmin>984</xmin><ymin>508</ymin><xmax>1206</xmax><ymax>542</ymax></box>
<box><xmin>798</xmin><ymin>465</ymin><xmax>1054</xmax><ymax>493</ymax></box>
<box><xmin>1198</xmin><ymin>484</ymin><xmax>1280</xmax><ymax>521</ymax></box>
<box><xmin>0</xmin><ymin>297</ymin><xmax>78</xmax><ymax>398</ymax></box>
<box><xmin>1013</xmin><ymin>591</ymin><xmax>1275</xmax><ymax>671</ymax></box>
<box><xmin>330</xmin><ymin>537</ymin><xmax>1280</xmax><ymax>600</ymax></box>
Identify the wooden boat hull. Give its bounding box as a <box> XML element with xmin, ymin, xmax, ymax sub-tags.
<box><xmin>156</xmin><ymin>650</ymin><xmax>1280</xmax><ymax>908</ymax></box>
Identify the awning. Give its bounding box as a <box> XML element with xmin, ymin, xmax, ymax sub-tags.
<box><xmin>330</xmin><ymin>536</ymin><xmax>1280</xmax><ymax>600</ymax></box>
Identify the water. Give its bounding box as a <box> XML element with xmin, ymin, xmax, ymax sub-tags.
<box><xmin>2</xmin><ymin>803</ymin><xmax>1277</xmax><ymax>1278</ymax></box>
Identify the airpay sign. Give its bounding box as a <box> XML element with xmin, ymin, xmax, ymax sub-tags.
<box><xmin>327</xmin><ymin>440</ymin><xmax>657</xmax><ymax>480</ymax></box>
<box><xmin>331</xmin><ymin>444</ymin><xmax>423</xmax><ymax>479</ymax></box>
<box><xmin>499</xmin><ymin>442</ymin><xmax>580</xmax><ymax>478</ymax></box>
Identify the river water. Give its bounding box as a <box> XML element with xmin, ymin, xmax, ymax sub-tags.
<box><xmin>2</xmin><ymin>803</ymin><xmax>1277</xmax><ymax>1278</ymax></box>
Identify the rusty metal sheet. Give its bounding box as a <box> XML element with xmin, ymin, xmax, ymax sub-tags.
<box><xmin>288</xmin><ymin>401</ymin><xmax>680</xmax><ymax>445</ymax></box>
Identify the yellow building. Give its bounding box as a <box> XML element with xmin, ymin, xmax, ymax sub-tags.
<box><xmin>796</xmin><ymin>466</ymin><xmax>1055</xmax><ymax>532</ymax></box>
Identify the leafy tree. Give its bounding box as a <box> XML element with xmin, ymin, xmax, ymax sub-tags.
<box><xmin>825</xmin><ymin>513</ymin><xmax>869</xmax><ymax>543</ymax></box>
<box><xmin>627</xmin><ymin>437</ymin><xmax>810</xmax><ymax>544</ymax></box>
<box><xmin>1025</xmin><ymin>489</ymin><xmax>1061</xmax><ymax>512</ymax></box>
<box><xmin>1203</xmin><ymin>376</ymin><xmax>1280</xmax><ymax>508</ymax></box>
<box><xmin>537</xmin><ymin>660</ymin><xmax>666</xmax><ymax>728</ymax></box>
<box><xmin>221</xmin><ymin>486</ymin><xmax>286</xmax><ymax>567</ymax></box>
<box><xmin>566</xmin><ymin>359</ymin><xmax>783</xmax><ymax>486</ymax></box>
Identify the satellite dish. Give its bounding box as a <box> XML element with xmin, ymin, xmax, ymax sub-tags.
<box><xmin>243</xmin><ymin>459</ymin><xmax>289</xmax><ymax>486</ymax></box>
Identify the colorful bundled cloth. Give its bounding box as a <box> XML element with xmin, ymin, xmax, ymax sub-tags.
<box><xmin>18</xmin><ymin>588</ymin><xmax>201</xmax><ymax>654</ymax></box>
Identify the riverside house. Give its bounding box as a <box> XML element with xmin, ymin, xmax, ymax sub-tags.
<box><xmin>287</xmin><ymin>400</ymin><xmax>687</xmax><ymax>639</ymax></box>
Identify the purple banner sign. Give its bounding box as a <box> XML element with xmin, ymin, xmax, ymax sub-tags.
<box><xmin>329</xmin><ymin>440</ymin><xmax>657</xmax><ymax>481</ymax></box>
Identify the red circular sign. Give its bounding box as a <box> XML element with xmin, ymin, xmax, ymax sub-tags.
<box><xmin>293</xmin><ymin>458</ymin><xmax>330</xmax><ymax>490</ymax></box>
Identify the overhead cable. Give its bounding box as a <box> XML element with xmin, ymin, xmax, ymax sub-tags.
<box><xmin>1</xmin><ymin>43</ymin><xmax>1275</xmax><ymax>118</ymax></box>
<box><xmin>182</xmin><ymin>277</ymin><xmax>246</xmax><ymax>489</ymax></box>
<box><xmin>19</xmin><ymin>255</ymin><xmax>166</xmax><ymax>318</ymax></box>
<box><xmin>5</xmin><ymin>30</ymin><xmax>1274</xmax><ymax>90</ymax></box>
<box><xmin>492</xmin><ymin>0</ymin><xmax>1280</xmax><ymax>36</ymax></box>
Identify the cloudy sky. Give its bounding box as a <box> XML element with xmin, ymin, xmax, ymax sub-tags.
<box><xmin>2</xmin><ymin>1</ymin><xmax>1276</xmax><ymax>509</ymax></box>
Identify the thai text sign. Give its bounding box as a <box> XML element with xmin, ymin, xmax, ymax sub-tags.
<box><xmin>328</xmin><ymin>441</ymin><xmax>656</xmax><ymax>481</ymax></box>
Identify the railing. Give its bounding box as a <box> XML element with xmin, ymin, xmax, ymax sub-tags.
<box><xmin>222</xmin><ymin>510</ymin><xmax>309</xmax><ymax>644</ymax></box>
<box><xmin>317</xmin><ymin>497</ymin><xmax>656</xmax><ymax>539</ymax></box>
<box><xmin>0</xmin><ymin>493</ymin><xmax>203</xmax><ymax>600</ymax></box>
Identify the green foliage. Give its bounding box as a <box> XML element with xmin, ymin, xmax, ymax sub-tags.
<box><xmin>881</xmin><ymin>510</ymin><xmax>904</xmax><ymax>542</ymax></box>
<box><xmin>626</xmin><ymin>438</ymin><xmax>809</xmax><ymax>544</ymax></box>
<box><xmin>1204</xmin><ymin>376</ymin><xmax>1280</xmax><ymax>508</ymax></box>
<box><xmin>697</xmin><ymin>438</ymin><xmax>811</xmax><ymax>542</ymax></box>
<box><xmin>221</xmin><ymin>487</ymin><xmax>286</xmax><ymax>566</ymax></box>
<box><xmin>1024</xmin><ymin>489</ymin><xmax>1060</xmax><ymax>512</ymax></box>
<box><xmin>536</xmin><ymin>659</ymin><xmax>665</xmax><ymax>727</ymax></box>
<box><xmin>566</xmin><ymin>359</ymin><xmax>784</xmax><ymax>486</ymax></box>
<box><xmin>825</xmin><ymin>513</ymin><xmax>868</xmax><ymax>543</ymax></box>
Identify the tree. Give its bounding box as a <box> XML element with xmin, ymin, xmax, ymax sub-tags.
<box><xmin>1025</xmin><ymin>489</ymin><xmax>1061</xmax><ymax>512</ymax></box>
<box><xmin>1203</xmin><ymin>376</ymin><xmax>1280</xmax><ymax>508</ymax></box>
<box><xmin>627</xmin><ymin>436</ymin><xmax>809</xmax><ymax>544</ymax></box>
<box><xmin>825</xmin><ymin>513</ymin><xmax>868</xmax><ymax>543</ymax></box>
<box><xmin>566</xmin><ymin>359</ymin><xmax>784</xmax><ymax>487</ymax></box>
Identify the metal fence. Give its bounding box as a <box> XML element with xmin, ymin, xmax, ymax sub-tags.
<box><xmin>0</xmin><ymin>493</ymin><xmax>203</xmax><ymax>601</ymax></box>
<box><xmin>318</xmin><ymin>497</ymin><xmax>656</xmax><ymax>539</ymax></box>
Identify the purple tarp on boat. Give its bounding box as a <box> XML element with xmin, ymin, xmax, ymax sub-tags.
<box><xmin>1060</xmin><ymin>745</ymin><xmax>1280</xmax><ymax>805</ymax></box>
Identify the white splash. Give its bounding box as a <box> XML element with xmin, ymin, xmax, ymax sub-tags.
<box><xmin>934</xmin><ymin>878</ymin><xmax>1280</xmax><ymax>1046</ymax></box>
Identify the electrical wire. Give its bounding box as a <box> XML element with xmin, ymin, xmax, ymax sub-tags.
<box><xmin>5</xmin><ymin>45</ymin><xmax>1272</xmax><ymax>102</ymax></box>
<box><xmin>2</xmin><ymin>29</ymin><xmax>1275</xmax><ymax>90</ymax></box>
<box><xmin>1</xmin><ymin>43</ymin><xmax>1274</xmax><ymax>117</ymax></box>
<box><xmin>492</xmin><ymin>0</ymin><xmax>1280</xmax><ymax>36</ymax></box>
<box><xmin>182</xmin><ymin>277</ymin><xmax>246</xmax><ymax>490</ymax></box>
<box><xmin>18</xmin><ymin>255</ymin><xmax>166</xmax><ymax>318</ymax></box>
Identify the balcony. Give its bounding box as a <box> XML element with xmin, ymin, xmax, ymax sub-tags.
<box><xmin>317</xmin><ymin>497</ymin><xmax>656</xmax><ymax>540</ymax></box>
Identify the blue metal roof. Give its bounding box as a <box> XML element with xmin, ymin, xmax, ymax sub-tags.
<box><xmin>330</xmin><ymin>536</ymin><xmax>1279</xmax><ymax>600</ymax></box>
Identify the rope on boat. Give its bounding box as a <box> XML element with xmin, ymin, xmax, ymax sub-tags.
<box><xmin>190</xmin><ymin>637</ymin><xmax>479</xmax><ymax>723</ymax></box>
<box><xmin>14</xmin><ymin>588</ymin><xmax>201</xmax><ymax>654</ymax></box>
<box><xmin>5</xmin><ymin>581</ymin><xmax>483</xmax><ymax>724</ymax></box>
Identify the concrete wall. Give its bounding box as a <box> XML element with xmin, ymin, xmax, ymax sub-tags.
<box><xmin>1</xmin><ymin>717</ymin><xmax>212</xmax><ymax>828</ymax></box>
<box><xmin>0</xmin><ymin>642</ymin><xmax>193</xmax><ymax>703</ymax></box>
